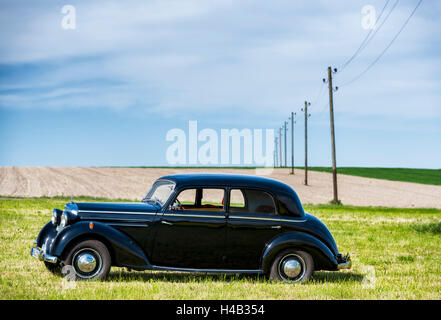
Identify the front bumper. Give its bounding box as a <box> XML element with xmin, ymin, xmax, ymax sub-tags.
<box><xmin>337</xmin><ymin>253</ymin><xmax>351</xmax><ymax>270</ymax></box>
<box><xmin>30</xmin><ymin>241</ymin><xmax>58</xmax><ymax>264</ymax></box>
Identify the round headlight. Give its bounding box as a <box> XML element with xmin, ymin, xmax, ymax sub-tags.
<box><xmin>60</xmin><ymin>212</ymin><xmax>69</xmax><ymax>228</ymax></box>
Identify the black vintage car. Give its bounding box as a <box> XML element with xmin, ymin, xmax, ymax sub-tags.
<box><xmin>31</xmin><ymin>173</ymin><xmax>351</xmax><ymax>282</ymax></box>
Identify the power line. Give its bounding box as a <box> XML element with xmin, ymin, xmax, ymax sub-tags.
<box><xmin>311</xmin><ymin>78</ymin><xmax>332</xmax><ymax>116</ymax></box>
<box><xmin>275</xmin><ymin>0</ymin><xmax>423</xmax><ymax>183</ymax></box>
<box><xmin>339</xmin><ymin>0</ymin><xmax>392</xmax><ymax>72</ymax></box>
<box><xmin>340</xmin><ymin>0</ymin><xmax>423</xmax><ymax>87</ymax></box>
<box><xmin>356</xmin><ymin>0</ymin><xmax>400</xmax><ymax>59</ymax></box>
<box><xmin>311</xmin><ymin>81</ymin><xmax>326</xmax><ymax>106</ymax></box>
<box><xmin>315</xmin><ymin>100</ymin><xmax>329</xmax><ymax>116</ymax></box>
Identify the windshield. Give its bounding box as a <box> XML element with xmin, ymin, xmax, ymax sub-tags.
<box><xmin>142</xmin><ymin>180</ymin><xmax>175</xmax><ymax>207</ymax></box>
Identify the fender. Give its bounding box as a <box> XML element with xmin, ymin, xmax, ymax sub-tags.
<box><xmin>36</xmin><ymin>221</ymin><xmax>58</xmax><ymax>248</ymax></box>
<box><xmin>261</xmin><ymin>232</ymin><xmax>339</xmax><ymax>273</ymax></box>
<box><xmin>50</xmin><ymin>221</ymin><xmax>151</xmax><ymax>269</ymax></box>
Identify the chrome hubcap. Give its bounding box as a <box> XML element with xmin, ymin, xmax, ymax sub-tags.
<box><xmin>278</xmin><ymin>254</ymin><xmax>305</xmax><ymax>282</ymax></box>
<box><xmin>72</xmin><ymin>248</ymin><xmax>103</xmax><ymax>279</ymax></box>
<box><xmin>76</xmin><ymin>253</ymin><xmax>97</xmax><ymax>273</ymax></box>
<box><xmin>282</xmin><ymin>258</ymin><xmax>302</xmax><ymax>278</ymax></box>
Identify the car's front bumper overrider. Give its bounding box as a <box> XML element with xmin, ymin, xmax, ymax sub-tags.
<box><xmin>30</xmin><ymin>241</ymin><xmax>58</xmax><ymax>264</ymax></box>
<box><xmin>337</xmin><ymin>253</ymin><xmax>351</xmax><ymax>270</ymax></box>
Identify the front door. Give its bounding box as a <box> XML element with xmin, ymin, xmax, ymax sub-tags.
<box><xmin>151</xmin><ymin>188</ymin><xmax>227</xmax><ymax>269</ymax></box>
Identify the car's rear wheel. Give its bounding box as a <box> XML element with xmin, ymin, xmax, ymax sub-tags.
<box><xmin>63</xmin><ymin>240</ymin><xmax>111</xmax><ymax>280</ymax></box>
<box><xmin>269</xmin><ymin>249</ymin><xmax>314</xmax><ymax>283</ymax></box>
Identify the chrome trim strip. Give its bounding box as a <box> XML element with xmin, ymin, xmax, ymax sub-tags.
<box><xmin>152</xmin><ymin>265</ymin><xmax>264</xmax><ymax>274</ymax></box>
<box><xmin>107</xmin><ymin>223</ymin><xmax>149</xmax><ymax>228</ymax></box>
<box><xmin>161</xmin><ymin>213</ymin><xmax>305</xmax><ymax>223</ymax></box>
<box><xmin>78</xmin><ymin>210</ymin><xmax>156</xmax><ymax>215</ymax></box>
<box><xmin>163</xmin><ymin>213</ymin><xmax>225</xmax><ymax>219</ymax></box>
<box><xmin>79</xmin><ymin>216</ymin><xmax>151</xmax><ymax>222</ymax></box>
<box><xmin>229</xmin><ymin>215</ymin><xmax>306</xmax><ymax>223</ymax></box>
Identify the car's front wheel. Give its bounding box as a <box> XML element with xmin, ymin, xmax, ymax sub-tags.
<box><xmin>63</xmin><ymin>239</ymin><xmax>111</xmax><ymax>280</ymax></box>
<box><xmin>269</xmin><ymin>249</ymin><xmax>314</xmax><ymax>283</ymax></box>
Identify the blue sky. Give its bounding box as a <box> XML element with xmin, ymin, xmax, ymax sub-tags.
<box><xmin>0</xmin><ymin>0</ymin><xmax>440</xmax><ymax>168</ymax></box>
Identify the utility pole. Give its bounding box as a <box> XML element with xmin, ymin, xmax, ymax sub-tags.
<box><xmin>289</xmin><ymin>112</ymin><xmax>296</xmax><ymax>174</ymax></box>
<box><xmin>301</xmin><ymin>102</ymin><xmax>311</xmax><ymax>185</ymax></box>
<box><xmin>279</xmin><ymin>127</ymin><xmax>282</xmax><ymax>167</ymax></box>
<box><xmin>326</xmin><ymin>66</ymin><xmax>339</xmax><ymax>203</ymax></box>
<box><xmin>274</xmin><ymin>136</ymin><xmax>278</xmax><ymax>168</ymax></box>
<box><xmin>283</xmin><ymin>121</ymin><xmax>287</xmax><ymax>167</ymax></box>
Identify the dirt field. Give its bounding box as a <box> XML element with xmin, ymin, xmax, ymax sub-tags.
<box><xmin>0</xmin><ymin>167</ymin><xmax>440</xmax><ymax>208</ymax></box>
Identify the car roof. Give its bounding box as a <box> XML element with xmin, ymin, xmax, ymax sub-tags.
<box><xmin>158</xmin><ymin>173</ymin><xmax>290</xmax><ymax>191</ymax></box>
<box><xmin>157</xmin><ymin>173</ymin><xmax>305</xmax><ymax>217</ymax></box>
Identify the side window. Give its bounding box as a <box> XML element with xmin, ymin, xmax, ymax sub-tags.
<box><xmin>172</xmin><ymin>188</ymin><xmax>225</xmax><ymax>212</ymax></box>
<box><xmin>229</xmin><ymin>189</ymin><xmax>276</xmax><ymax>215</ymax></box>
<box><xmin>200</xmin><ymin>189</ymin><xmax>225</xmax><ymax>211</ymax></box>
<box><xmin>176</xmin><ymin>189</ymin><xmax>196</xmax><ymax>205</ymax></box>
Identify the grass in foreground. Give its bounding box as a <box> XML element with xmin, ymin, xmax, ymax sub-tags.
<box><xmin>0</xmin><ymin>197</ymin><xmax>440</xmax><ymax>299</ymax></box>
<box><xmin>306</xmin><ymin>167</ymin><xmax>441</xmax><ymax>186</ymax></box>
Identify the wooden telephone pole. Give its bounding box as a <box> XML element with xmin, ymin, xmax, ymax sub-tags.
<box><xmin>279</xmin><ymin>127</ymin><xmax>282</xmax><ymax>167</ymax></box>
<box><xmin>302</xmin><ymin>101</ymin><xmax>311</xmax><ymax>185</ymax></box>
<box><xmin>289</xmin><ymin>112</ymin><xmax>296</xmax><ymax>174</ymax></box>
<box><xmin>327</xmin><ymin>66</ymin><xmax>339</xmax><ymax>203</ymax></box>
<box><xmin>283</xmin><ymin>121</ymin><xmax>287</xmax><ymax>167</ymax></box>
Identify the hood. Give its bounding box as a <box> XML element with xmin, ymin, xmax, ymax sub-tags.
<box><xmin>72</xmin><ymin>202</ymin><xmax>159</xmax><ymax>214</ymax></box>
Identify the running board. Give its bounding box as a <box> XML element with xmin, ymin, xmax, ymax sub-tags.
<box><xmin>151</xmin><ymin>265</ymin><xmax>264</xmax><ymax>274</ymax></box>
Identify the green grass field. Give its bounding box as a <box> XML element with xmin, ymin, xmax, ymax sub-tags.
<box><xmin>1</xmin><ymin>197</ymin><xmax>440</xmax><ymax>299</ymax></box>
<box><xmin>306</xmin><ymin>167</ymin><xmax>441</xmax><ymax>186</ymax></box>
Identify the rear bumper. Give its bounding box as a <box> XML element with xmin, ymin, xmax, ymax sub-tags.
<box><xmin>337</xmin><ymin>253</ymin><xmax>351</xmax><ymax>270</ymax></box>
<box><xmin>30</xmin><ymin>241</ymin><xmax>58</xmax><ymax>264</ymax></box>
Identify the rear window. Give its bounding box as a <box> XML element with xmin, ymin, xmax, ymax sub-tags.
<box><xmin>230</xmin><ymin>189</ymin><xmax>245</xmax><ymax>208</ymax></box>
<box><xmin>229</xmin><ymin>189</ymin><xmax>276</xmax><ymax>215</ymax></box>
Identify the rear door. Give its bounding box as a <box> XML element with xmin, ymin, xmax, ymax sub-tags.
<box><xmin>226</xmin><ymin>188</ymin><xmax>282</xmax><ymax>270</ymax></box>
<box><xmin>151</xmin><ymin>188</ymin><xmax>228</xmax><ymax>269</ymax></box>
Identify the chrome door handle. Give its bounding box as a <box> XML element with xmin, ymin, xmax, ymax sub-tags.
<box><xmin>271</xmin><ymin>225</ymin><xmax>281</xmax><ymax>229</ymax></box>
<box><xmin>161</xmin><ymin>221</ymin><xmax>173</xmax><ymax>226</ymax></box>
